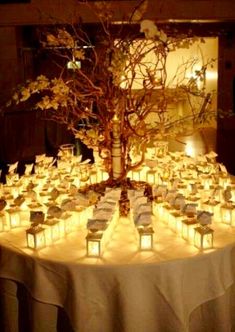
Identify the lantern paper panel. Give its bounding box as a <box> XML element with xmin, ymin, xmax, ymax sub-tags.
<box><xmin>86</xmin><ymin>232</ymin><xmax>103</xmax><ymax>257</ymax></box>
<box><xmin>181</xmin><ymin>219</ymin><xmax>198</xmax><ymax>243</ymax></box>
<box><xmin>138</xmin><ymin>226</ymin><xmax>154</xmax><ymax>251</ymax></box>
<box><xmin>194</xmin><ymin>226</ymin><xmax>214</xmax><ymax>250</ymax></box>
<box><xmin>26</xmin><ymin>224</ymin><xmax>45</xmax><ymax>249</ymax></box>
<box><xmin>220</xmin><ymin>204</ymin><xmax>235</xmax><ymax>226</ymax></box>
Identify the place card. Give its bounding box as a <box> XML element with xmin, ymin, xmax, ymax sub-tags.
<box><xmin>24</xmin><ymin>163</ymin><xmax>34</xmax><ymax>175</ymax></box>
<box><xmin>30</xmin><ymin>211</ymin><xmax>45</xmax><ymax>224</ymax></box>
<box><xmin>47</xmin><ymin>205</ymin><xmax>63</xmax><ymax>218</ymax></box>
<box><xmin>197</xmin><ymin>210</ymin><xmax>213</xmax><ymax>226</ymax></box>
<box><xmin>134</xmin><ymin>211</ymin><xmax>153</xmax><ymax>227</ymax></box>
<box><xmin>8</xmin><ymin>161</ymin><xmax>18</xmax><ymax>174</ymax></box>
<box><xmin>87</xmin><ymin>218</ymin><xmax>108</xmax><ymax>231</ymax></box>
<box><xmin>14</xmin><ymin>195</ymin><xmax>25</xmax><ymax>207</ymax></box>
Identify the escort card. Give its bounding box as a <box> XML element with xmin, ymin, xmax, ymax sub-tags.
<box><xmin>30</xmin><ymin>211</ymin><xmax>45</xmax><ymax>224</ymax></box>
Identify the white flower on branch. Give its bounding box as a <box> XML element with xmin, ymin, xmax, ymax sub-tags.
<box><xmin>140</xmin><ymin>20</ymin><xmax>160</xmax><ymax>39</ymax></box>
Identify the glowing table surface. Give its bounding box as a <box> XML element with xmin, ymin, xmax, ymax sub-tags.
<box><xmin>0</xmin><ymin>214</ymin><xmax>235</xmax><ymax>332</ymax></box>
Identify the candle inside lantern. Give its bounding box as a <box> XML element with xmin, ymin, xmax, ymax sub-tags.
<box><xmin>194</xmin><ymin>225</ymin><xmax>214</xmax><ymax>250</ymax></box>
<box><xmin>138</xmin><ymin>226</ymin><xmax>154</xmax><ymax>250</ymax></box>
<box><xmin>26</xmin><ymin>223</ymin><xmax>45</xmax><ymax>249</ymax></box>
<box><xmin>86</xmin><ymin>232</ymin><xmax>102</xmax><ymax>257</ymax></box>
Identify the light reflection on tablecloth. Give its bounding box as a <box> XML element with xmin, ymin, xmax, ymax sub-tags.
<box><xmin>0</xmin><ymin>216</ymin><xmax>234</xmax><ymax>332</ymax></box>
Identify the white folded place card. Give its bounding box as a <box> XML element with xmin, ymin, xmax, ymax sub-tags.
<box><xmin>206</xmin><ymin>151</ymin><xmax>217</xmax><ymax>159</ymax></box>
<box><xmin>134</xmin><ymin>212</ymin><xmax>153</xmax><ymax>226</ymax></box>
<box><xmin>183</xmin><ymin>203</ymin><xmax>197</xmax><ymax>215</ymax></box>
<box><xmin>87</xmin><ymin>218</ymin><xmax>108</xmax><ymax>231</ymax></box>
<box><xmin>69</xmin><ymin>184</ymin><xmax>78</xmax><ymax>196</ymax></box>
<box><xmin>35</xmin><ymin>154</ymin><xmax>46</xmax><ymax>164</ymax></box>
<box><xmin>96</xmin><ymin>201</ymin><xmax>116</xmax><ymax>210</ymax></box>
<box><xmin>132</xmin><ymin>196</ymin><xmax>148</xmax><ymax>210</ymax></box>
<box><xmin>30</xmin><ymin>211</ymin><xmax>45</xmax><ymax>223</ymax></box>
<box><xmin>47</xmin><ymin>205</ymin><xmax>63</xmax><ymax>218</ymax></box>
<box><xmin>61</xmin><ymin>199</ymin><xmax>77</xmax><ymax>211</ymax></box>
<box><xmin>165</xmin><ymin>190</ymin><xmax>177</xmax><ymax>203</ymax></box>
<box><xmin>74</xmin><ymin>193</ymin><xmax>90</xmax><ymax>207</ymax></box>
<box><xmin>136</xmin><ymin>202</ymin><xmax>152</xmax><ymax>214</ymax></box>
<box><xmin>154</xmin><ymin>185</ymin><xmax>167</xmax><ymax>197</ymax></box>
<box><xmin>219</xmin><ymin>163</ymin><xmax>228</xmax><ymax>174</ymax></box>
<box><xmin>105</xmin><ymin>188</ymin><xmax>121</xmax><ymax>200</ymax></box>
<box><xmin>197</xmin><ymin>210</ymin><xmax>213</xmax><ymax>225</ymax></box>
<box><xmin>93</xmin><ymin>208</ymin><xmax>113</xmax><ymax>220</ymax></box>
<box><xmin>8</xmin><ymin>161</ymin><xmax>18</xmax><ymax>174</ymax></box>
<box><xmin>14</xmin><ymin>195</ymin><xmax>25</xmax><ymax>207</ymax></box>
<box><xmin>50</xmin><ymin>188</ymin><xmax>60</xmax><ymax>200</ymax></box>
<box><xmin>196</xmin><ymin>155</ymin><xmax>207</xmax><ymax>163</ymax></box>
<box><xmin>24</xmin><ymin>163</ymin><xmax>34</xmax><ymax>175</ymax></box>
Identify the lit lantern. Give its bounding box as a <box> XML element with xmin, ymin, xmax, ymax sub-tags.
<box><xmin>59</xmin><ymin>143</ymin><xmax>75</xmax><ymax>158</ymax></box>
<box><xmin>220</xmin><ymin>203</ymin><xmax>235</xmax><ymax>226</ymax></box>
<box><xmin>90</xmin><ymin>169</ymin><xmax>98</xmax><ymax>184</ymax></box>
<box><xmin>58</xmin><ymin>217</ymin><xmax>65</xmax><ymax>237</ymax></box>
<box><xmin>6</xmin><ymin>173</ymin><xmax>19</xmax><ymax>186</ymax></box>
<box><xmin>44</xmin><ymin>217</ymin><xmax>60</xmax><ymax>244</ymax></box>
<box><xmin>100</xmin><ymin>168</ymin><xmax>109</xmax><ymax>182</ymax></box>
<box><xmin>154</xmin><ymin>141</ymin><xmax>168</xmax><ymax>158</ymax></box>
<box><xmin>201</xmin><ymin>175</ymin><xmax>213</xmax><ymax>190</ymax></box>
<box><xmin>181</xmin><ymin>218</ymin><xmax>198</xmax><ymax>243</ymax></box>
<box><xmin>59</xmin><ymin>213</ymin><xmax>73</xmax><ymax>235</ymax></box>
<box><xmin>0</xmin><ymin>212</ymin><xmax>6</xmax><ymax>232</ymax></box>
<box><xmin>177</xmin><ymin>183</ymin><xmax>187</xmax><ymax>195</ymax></box>
<box><xmin>219</xmin><ymin>174</ymin><xmax>230</xmax><ymax>187</ymax></box>
<box><xmin>146</xmin><ymin>170</ymin><xmax>157</xmax><ymax>185</ymax></box>
<box><xmin>7</xmin><ymin>206</ymin><xmax>21</xmax><ymax>229</ymax></box>
<box><xmin>168</xmin><ymin>211</ymin><xmax>183</xmax><ymax>233</ymax></box>
<box><xmin>86</xmin><ymin>232</ymin><xmax>103</xmax><ymax>257</ymax></box>
<box><xmin>194</xmin><ymin>225</ymin><xmax>214</xmax><ymax>250</ymax></box>
<box><xmin>202</xmin><ymin>199</ymin><xmax>220</xmax><ymax>221</ymax></box>
<box><xmin>26</xmin><ymin>223</ymin><xmax>45</xmax><ymax>249</ymax></box>
<box><xmin>162</xmin><ymin>204</ymin><xmax>174</xmax><ymax>225</ymax></box>
<box><xmin>138</xmin><ymin>226</ymin><xmax>154</xmax><ymax>250</ymax></box>
<box><xmin>64</xmin><ymin>215</ymin><xmax>74</xmax><ymax>234</ymax></box>
<box><xmin>131</xmin><ymin>168</ymin><xmax>142</xmax><ymax>182</ymax></box>
<box><xmin>153</xmin><ymin>200</ymin><xmax>163</xmax><ymax>217</ymax></box>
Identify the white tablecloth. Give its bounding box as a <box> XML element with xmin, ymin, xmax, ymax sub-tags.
<box><xmin>0</xmin><ymin>216</ymin><xmax>235</xmax><ymax>332</ymax></box>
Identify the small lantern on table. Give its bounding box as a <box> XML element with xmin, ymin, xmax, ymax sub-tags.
<box><xmin>194</xmin><ymin>211</ymin><xmax>214</xmax><ymax>250</ymax></box>
<box><xmin>26</xmin><ymin>222</ymin><xmax>45</xmax><ymax>249</ymax></box>
<box><xmin>220</xmin><ymin>186</ymin><xmax>235</xmax><ymax>225</ymax></box>
<box><xmin>220</xmin><ymin>202</ymin><xmax>235</xmax><ymax>226</ymax></box>
<box><xmin>181</xmin><ymin>203</ymin><xmax>198</xmax><ymax>242</ymax></box>
<box><xmin>138</xmin><ymin>226</ymin><xmax>154</xmax><ymax>251</ymax></box>
<box><xmin>86</xmin><ymin>231</ymin><xmax>103</xmax><ymax>257</ymax></box>
<box><xmin>6</xmin><ymin>205</ymin><xmax>21</xmax><ymax>229</ymax></box>
<box><xmin>0</xmin><ymin>199</ymin><xmax>7</xmax><ymax>232</ymax></box>
<box><xmin>43</xmin><ymin>216</ymin><xmax>60</xmax><ymax>244</ymax></box>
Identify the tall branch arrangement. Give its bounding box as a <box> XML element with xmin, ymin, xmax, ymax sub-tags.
<box><xmin>8</xmin><ymin>0</ymin><xmax>218</xmax><ymax>181</ymax></box>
